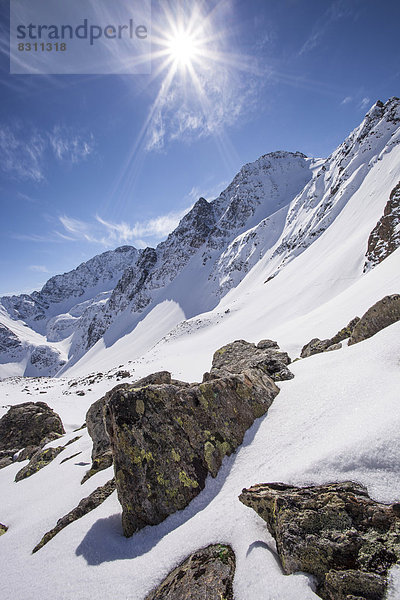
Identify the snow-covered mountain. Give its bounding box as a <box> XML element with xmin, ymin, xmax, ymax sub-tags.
<box><xmin>0</xmin><ymin>98</ymin><xmax>399</xmax><ymax>378</ymax></box>
<box><xmin>0</xmin><ymin>150</ymin><xmax>317</xmax><ymax>375</ymax></box>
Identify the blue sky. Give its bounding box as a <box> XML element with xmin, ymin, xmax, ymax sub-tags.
<box><xmin>1</xmin><ymin>0</ymin><xmax>399</xmax><ymax>296</ymax></box>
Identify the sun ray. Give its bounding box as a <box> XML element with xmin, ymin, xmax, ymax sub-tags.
<box><xmin>108</xmin><ymin>1</ymin><xmax>256</xmax><ymax>211</ymax></box>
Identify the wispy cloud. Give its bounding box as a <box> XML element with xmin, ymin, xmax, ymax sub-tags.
<box><xmin>28</xmin><ymin>264</ymin><xmax>50</xmax><ymax>273</ymax></box>
<box><xmin>341</xmin><ymin>96</ymin><xmax>353</xmax><ymax>105</ymax></box>
<box><xmin>0</xmin><ymin>126</ymin><xmax>46</xmax><ymax>182</ymax></box>
<box><xmin>49</xmin><ymin>126</ymin><xmax>94</xmax><ymax>164</ymax></box>
<box><xmin>0</xmin><ymin>123</ymin><xmax>94</xmax><ymax>182</ymax></box>
<box><xmin>145</xmin><ymin>66</ymin><xmax>261</xmax><ymax>153</ymax></box>
<box><xmin>55</xmin><ymin>206</ymin><xmax>192</xmax><ymax>248</ymax></box>
<box><xmin>360</xmin><ymin>97</ymin><xmax>371</xmax><ymax>110</ymax></box>
<box><xmin>299</xmin><ymin>1</ymin><xmax>356</xmax><ymax>56</ymax></box>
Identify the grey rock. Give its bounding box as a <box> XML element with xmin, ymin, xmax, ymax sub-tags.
<box><xmin>256</xmin><ymin>339</ymin><xmax>280</xmax><ymax>350</ymax></box>
<box><xmin>145</xmin><ymin>544</ymin><xmax>235</xmax><ymax>600</ymax></box>
<box><xmin>33</xmin><ymin>478</ymin><xmax>115</xmax><ymax>553</ymax></box>
<box><xmin>364</xmin><ymin>181</ymin><xmax>400</xmax><ymax>272</ymax></box>
<box><xmin>300</xmin><ymin>338</ymin><xmax>333</xmax><ymax>358</ymax></box>
<box><xmin>83</xmin><ymin>372</ymin><xmax>173</xmax><ymax>484</ymax></box>
<box><xmin>210</xmin><ymin>339</ymin><xmax>294</xmax><ymax>382</ymax></box>
<box><xmin>0</xmin><ymin>402</ymin><xmax>65</xmax><ymax>453</ymax></box>
<box><xmin>106</xmin><ymin>341</ymin><xmax>281</xmax><ymax>537</ymax></box>
<box><xmin>17</xmin><ymin>445</ymin><xmax>42</xmax><ymax>462</ymax></box>
<box><xmin>301</xmin><ymin>317</ymin><xmax>360</xmax><ymax>358</ymax></box>
<box><xmin>0</xmin><ymin>456</ymin><xmax>14</xmax><ymax>469</ymax></box>
<box><xmin>348</xmin><ymin>294</ymin><xmax>400</xmax><ymax>345</ymax></box>
<box><xmin>15</xmin><ymin>446</ymin><xmax>64</xmax><ymax>482</ymax></box>
<box><xmin>239</xmin><ymin>481</ymin><xmax>400</xmax><ymax>600</ymax></box>
<box><xmin>324</xmin><ymin>570</ymin><xmax>387</xmax><ymax>600</ymax></box>
<box><xmin>325</xmin><ymin>342</ymin><xmax>342</xmax><ymax>352</ymax></box>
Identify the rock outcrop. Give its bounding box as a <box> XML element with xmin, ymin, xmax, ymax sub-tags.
<box><xmin>364</xmin><ymin>181</ymin><xmax>400</xmax><ymax>272</ymax></box>
<box><xmin>33</xmin><ymin>478</ymin><xmax>116</xmax><ymax>553</ymax></box>
<box><xmin>106</xmin><ymin>340</ymin><xmax>287</xmax><ymax>537</ymax></box>
<box><xmin>348</xmin><ymin>294</ymin><xmax>400</xmax><ymax>345</ymax></box>
<box><xmin>301</xmin><ymin>317</ymin><xmax>360</xmax><ymax>358</ymax></box>
<box><xmin>145</xmin><ymin>544</ymin><xmax>235</xmax><ymax>600</ymax></box>
<box><xmin>15</xmin><ymin>446</ymin><xmax>64</xmax><ymax>482</ymax></box>
<box><xmin>239</xmin><ymin>481</ymin><xmax>400</xmax><ymax>600</ymax></box>
<box><xmin>210</xmin><ymin>339</ymin><xmax>293</xmax><ymax>381</ymax></box>
<box><xmin>0</xmin><ymin>402</ymin><xmax>65</xmax><ymax>453</ymax></box>
<box><xmin>0</xmin><ymin>523</ymin><xmax>7</xmax><ymax>536</ymax></box>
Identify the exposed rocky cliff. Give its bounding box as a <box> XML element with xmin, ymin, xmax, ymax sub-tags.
<box><xmin>364</xmin><ymin>181</ymin><xmax>400</xmax><ymax>271</ymax></box>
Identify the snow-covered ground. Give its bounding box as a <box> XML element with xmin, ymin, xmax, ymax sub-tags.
<box><xmin>0</xmin><ymin>314</ymin><xmax>399</xmax><ymax>600</ymax></box>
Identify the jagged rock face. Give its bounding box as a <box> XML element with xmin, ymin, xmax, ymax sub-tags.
<box><xmin>348</xmin><ymin>294</ymin><xmax>400</xmax><ymax>345</ymax></box>
<box><xmin>15</xmin><ymin>446</ymin><xmax>64</xmax><ymax>482</ymax></box>
<box><xmin>33</xmin><ymin>478</ymin><xmax>116</xmax><ymax>553</ymax></box>
<box><xmin>239</xmin><ymin>481</ymin><xmax>400</xmax><ymax>600</ymax></box>
<box><xmin>301</xmin><ymin>317</ymin><xmax>360</xmax><ymax>358</ymax></box>
<box><xmin>145</xmin><ymin>544</ymin><xmax>235</xmax><ymax>600</ymax></box>
<box><xmin>105</xmin><ymin>341</ymin><xmax>282</xmax><ymax>537</ymax></box>
<box><xmin>210</xmin><ymin>339</ymin><xmax>293</xmax><ymax>381</ymax></box>
<box><xmin>0</xmin><ymin>402</ymin><xmax>65</xmax><ymax>452</ymax></box>
<box><xmin>1</xmin><ymin>246</ymin><xmax>138</xmax><ymax>330</ymax></box>
<box><xmin>0</xmin><ymin>323</ymin><xmax>24</xmax><ymax>358</ymax></box>
<box><xmin>26</xmin><ymin>345</ymin><xmax>66</xmax><ymax>376</ymax></box>
<box><xmin>364</xmin><ymin>181</ymin><xmax>400</xmax><ymax>272</ymax></box>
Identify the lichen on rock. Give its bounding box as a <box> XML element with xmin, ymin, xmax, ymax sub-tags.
<box><xmin>239</xmin><ymin>481</ymin><xmax>400</xmax><ymax>600</ymax></box>
<box><xmin>15</xmin><ymin>446</ymin><xmax>64</xmax><ymax>482</ymax></box>
<box><xmin>106</xmin><ymin>340</ymin><xmax>287</xmax><ymax>537</ymax></box>
<box><xmin>0</xmin><ymin>401</ymin><xmax>65</xmax><ymax>454</ymax></box>
<box><xmin>145</xmin><ymin>544</ymin><xmax>235</xmax><ymax>600</ymax></box>
<box><xmin>82</xmin><ymin>372</ymin><xmax>172</xmax><ymax>484</ymax></box>
<box><xmin>348</xmin><ymin>294</ymin><xmax>400</xmax><ymax>346</ymax></box>
<box><xmin>301</xmin><ymin>317</ymin><xmax>360</xmax><ymax>358</ymax></box>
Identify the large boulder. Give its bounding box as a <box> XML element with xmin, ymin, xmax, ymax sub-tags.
<box><xmin>348</xmin><ymin>294</ymin><xmax>400</xmax><ymax>345</ymax></box>
<box><xmin>0</xmin><ymin>402</ymin><xmax>65</xmax><ymax>453</ymax></box>
<box><xmin>145</xmin><ymin>544</ymin><xmax>235</xmax><ymax>600</ymax></box>
<box><xmin>239</xmin><ymin>481</ymin><xmax>400</xmax><ymax>600</ymax></box>
<box><xmin>106</xmin><ymin>340</ymin><xmax>286</xmax><ymax>537</ymax></box>
<box><xmin>83</xmin><ymin>372</ymin><xmax>172</xmax><ymax>484</ymax></box>
<box><xmin>210</xmin><ymin>339</ymin><xmax>293</xmax><ymax>381</ymax></box>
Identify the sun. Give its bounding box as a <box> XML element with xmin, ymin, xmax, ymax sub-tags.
<box><xmin>166</xmin><ymin>31</ymin><xmax>198</xmax><ymax>68</ymax></box>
